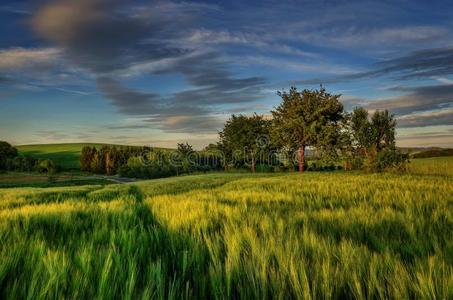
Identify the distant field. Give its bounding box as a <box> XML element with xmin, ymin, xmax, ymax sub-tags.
<box><xmin>408</xmin><ymin>156</ymin><xmax>453</xmax><ymax>176</ymax></box>
<box><xmin>0</xmin><ymin>163</ymin><xmax>452</xmax><ymax>298</ymax></box>
<box><xmin>16</xmin><ymin>143</ymin><xmax>107</xmax><ymax>170</ymax></box>
<box><xmin>0</xmin><ymin>172</ymin><xmax>113</xmax><ymax>188</ymax></box>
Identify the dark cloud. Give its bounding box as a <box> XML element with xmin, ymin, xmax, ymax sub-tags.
<box><xmin>32</xmin><ymin>0</ymin><xmax>190</xmax><ymax>73</ymax></box>
<box><xmin>371</xmin><ymin>48</ymin><xmax>453</xmax><ymax>80</ymax></box>
<box><xmin>397</xmin><ymin>109</ymin><xmax>453</xmax><ymax>128</ymax></box>
<box><xmin>302</xmin><ymin>47</ymin><xmax>453</xmax><ymax>84</ymax></box>
<box><xmin>96</xmin><ymin>77</ymin><xmax>160</xmax><ymax>115</ymax></box>
<box><xmin>32</xmin><ymin>0</ymin><xmax>266</xmax><ymax>133</ymax></box>
<box><xmin>364</xmin><ymin>84</ymin><xmax>453</xmax><ymax>115</ymax></box>
<box><xmin>0</xmin><ymin>75</ymin><xmax>11</xmax><ymax>83</ymax></box>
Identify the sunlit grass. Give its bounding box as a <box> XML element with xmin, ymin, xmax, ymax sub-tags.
<box><xmin>0</xmin><ymin>160</ymin><xmax>452</xmax><ymax>299</ymax></box>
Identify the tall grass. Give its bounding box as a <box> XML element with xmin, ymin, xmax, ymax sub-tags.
<box><xmin>0</xmin><ymin>166</ymin><xmax>452</xmax><ymax>298</ymax></box>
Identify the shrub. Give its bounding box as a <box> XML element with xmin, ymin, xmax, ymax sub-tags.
<box><xmin>375</xmin><ymin>149</ymin><xmax>409</xmax><ymax>172</ymax></box>
<box><xmin>36</xmin><ymin>159</ymin><xmax>56</xmax><ymax>174</ymax></box>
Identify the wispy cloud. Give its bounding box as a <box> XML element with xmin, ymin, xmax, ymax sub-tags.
<box><xmin>0</xmin><ymin>47</ymin><xmax>60</xmax><ymax>70</ymax></box>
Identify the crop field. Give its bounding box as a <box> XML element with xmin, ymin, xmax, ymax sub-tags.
<box><xmin>0</xmin><ymin>161</ymin><xmax>452</xmax><ymax>299</ymax></box>
<box><xmin>408</xmin><ymin>156</ymin><xmax>453</xmax><ymax>176</ymax></box>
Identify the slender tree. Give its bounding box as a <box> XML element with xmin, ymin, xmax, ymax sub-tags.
<box><xmin>371</xmin><ymin>110</ymin><xmax>396</xmax><ymax>151</ymax></box>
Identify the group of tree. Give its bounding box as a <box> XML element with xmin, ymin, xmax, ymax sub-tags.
<box><xmin>79</xmin><ymin>143</ymin><xmax>223</xmax><ymax>179</ymax></box>
<box><xmin>0</xmin><ymin>141</ymin><xmax>56</xmax><ymax>173</ymax></box>
<box><xmin>217</xmin><ymin>86</ymin><xmax>408</xmax><ymax>173</ymax></box>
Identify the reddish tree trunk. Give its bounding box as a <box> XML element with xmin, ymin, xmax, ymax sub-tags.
<box><xmin>298</xmin><ymin>145</ymin><xmax>305</xmax><ymax>172</ymax></box>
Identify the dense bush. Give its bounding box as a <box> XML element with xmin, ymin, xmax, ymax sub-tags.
<box><xmin>36</xmin><ymin>159</ymin><xmax>57</xmax><ymax>174</ymax></box>
<box><xmin>375</xmin><ymin>149</ymin><xmax>409</xmax><ymax>172</ymax></box>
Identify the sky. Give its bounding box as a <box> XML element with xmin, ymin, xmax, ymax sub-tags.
<box><xmin>0</xmin><ymin>0</ymin><xmax>452</xmax><ymax>149</ymax></box>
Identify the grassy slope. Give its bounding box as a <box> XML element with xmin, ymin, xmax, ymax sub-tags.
<box><xmin>16</xmin><ymin>143</ymin><xmax>107</xmax><ymax>170</ymax></box>
<box><xmin>0</xmin><ymin>160</ymin><xmax>452</xmax><ymax>298</ymax></box>
<box><xmin>16</xmin><ymin>143</ymin><xmax>172</xmax><ymax>170</ymax></box>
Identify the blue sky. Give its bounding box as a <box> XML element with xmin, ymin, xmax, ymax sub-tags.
<box><xmin>1</xmin><ymin>0</ymin><xmax>452</xmax><ymax>149</ymax></box>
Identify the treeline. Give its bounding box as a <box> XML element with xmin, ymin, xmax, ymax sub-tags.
<box><xmin>79</xmin><ymin>143</ymin><xmax>223</xmax><ymax>179</ymax></box>
<box><xmin>0</xmin><ymin>141</ymin><xmax>57</xmax><ymax>173</ymax></box>
<box><xmin>215</xmin><ymin>86</ymin><xmax>408</xmax><ymax>172</ymax></box>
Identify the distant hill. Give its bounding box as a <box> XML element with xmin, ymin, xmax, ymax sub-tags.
<box><xmin>410</xmin><ymin>148</ymin><xmax>453</xmax><ymax>159</ymax></box>
<box><xmin>16</xmin><ymin>143</ymin><xmax>112</xmax><ymax>170</ymax></box>
<box><xmin>15</xmin><ymin>143</ymin><xmax>171</xmax><ymax>170</ymax></box>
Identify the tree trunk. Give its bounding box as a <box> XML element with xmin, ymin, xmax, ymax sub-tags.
<box><xmin>251</xmin><ymin>157</ymin><xmax>256</xmax><ymax>173</ymax></box>
<box><xmin>298</xmin><ymin>145</ymin><xmax>305</xmax><ymax>172</ymax></box>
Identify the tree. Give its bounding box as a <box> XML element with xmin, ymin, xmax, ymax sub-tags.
<box><xmin>371</xmin><ymin>110</ymin><xmax>396</xmax><ymax>151</ymax></box>
<box><xmin>177</xmin><ymin>142</ymin><xmax>195</xmax><ymax>173</ymax></box>
<box><xmin>219</xmin><ymin>114</ymin><xmax>270</xmax><ymax>172</ymax></box>
<box><xmin>90</xmin><ymin>148</ymin><xmax>102</xmax><ymax>173</ymax></box>
<box><xmin>0</xmin><ymin>141</ymin><xmax>18</xmax><ymax>170</ymax></box>
<box><xmin>80</xmin><ymin>146</ymin><xmax>95</xmax><ymax>172</ymax></box>
<box><xmin>351</xmin><ymin>108</ymin><xmax>371</xmax><ymax>148</ymax></box>
<box><xmin>349</xmin><ymin>108</ymin><xmax>406</xmax><ymax>172</ymax></box>
<box><xmin>350</xmin><ymin>108</ymin><xmax>396</xmax><ymax>152</ymax></box>
<box><xmin>271</xmin><ymin>86</ymin><xmax>344</xmax><ymax>172</ymax></box>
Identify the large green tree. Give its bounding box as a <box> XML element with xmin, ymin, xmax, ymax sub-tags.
<box><xmin>271</xmin><ymin>86</ymin><xmax>344</xmax><ymax>172</ymax></box>
<box><xmin>219</xmin><ymin>114</ymin><xmax>270</xmax><ymax>172</ymax></box>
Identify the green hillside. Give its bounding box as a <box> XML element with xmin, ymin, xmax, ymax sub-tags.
<box><xmin>15</xmin><ymin>143</ymin><xmax>172</xmax><ymax>170</ymax></box>
<box><xmin>16</xmin><ymin>143</ymin><xmax>108</xmax><ymax>170</ymax></box>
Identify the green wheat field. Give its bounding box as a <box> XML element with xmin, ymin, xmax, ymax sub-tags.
<box><xmin>0</xmin><ymin>158</ymin><xmax>452</xmax><ymax>299</ymax></box>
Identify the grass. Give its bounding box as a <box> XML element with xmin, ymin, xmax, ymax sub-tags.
<box><xmin>0</xmin><ymin>172</ymin><xmax>114</xmax><ymax>188</ymax></box>
<box><xmin>0</xmin><ymin>160</ymin><xmax>452</xmax><ymax>298</ymax></box>
<box><xmin>408</xmin><ymin>156</ymin><xmax>453</xmax><ymax>176</ymax></box>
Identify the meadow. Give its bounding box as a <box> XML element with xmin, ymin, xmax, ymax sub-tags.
<box><xmin>0</xmin><ymin>159</ymin><xmax>452</xmax><ymax>299</ymax></box>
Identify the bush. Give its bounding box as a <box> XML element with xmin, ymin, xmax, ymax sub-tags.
<box><xmin>375</xmin><ymin>149</ymin><xmax>409</xmax><ymax>172</ymax></box>
<box><xmin>36</xmin><ymin>159</ymin><xmax>56</xmax><ymax>174</ymax></box>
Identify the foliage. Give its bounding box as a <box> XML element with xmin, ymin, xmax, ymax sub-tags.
<box><xmin>0</xmin><ymin>171</ymin><xmax>451</xmax><ymax>298</ymax></box>
<box><xmin>0</xmin><ymin>141</ymin><xmax>18</xmax><ymax>170</ymax></box>
<box><xmin>36</xmin><ymin>159</ymin><xmax>56</xmax><ymax>174</ymax></box>
<box><xmin>219</xmin><ymin>114</ymin><xmax>271</xmax><ymax>172</ymax></box>
<box><xmin>270</xmin><ymin>86</ymin><xmax>344</xmax><ymax>172</ymax></box>
<box><xmin>347</xmin><ymin>108</ymin><xmax>406</xmax><ymax>172</ymax></box>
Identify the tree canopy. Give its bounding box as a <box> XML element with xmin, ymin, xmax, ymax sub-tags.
<box><xmin>271</xmin><ymin>86</ymin><xmax>344</xmax><ymax>172</ymax></box>
<box><xmin>219</xmin><ymin>114</ymin><xmax>271</xmax><ymax>172</ymax></box>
